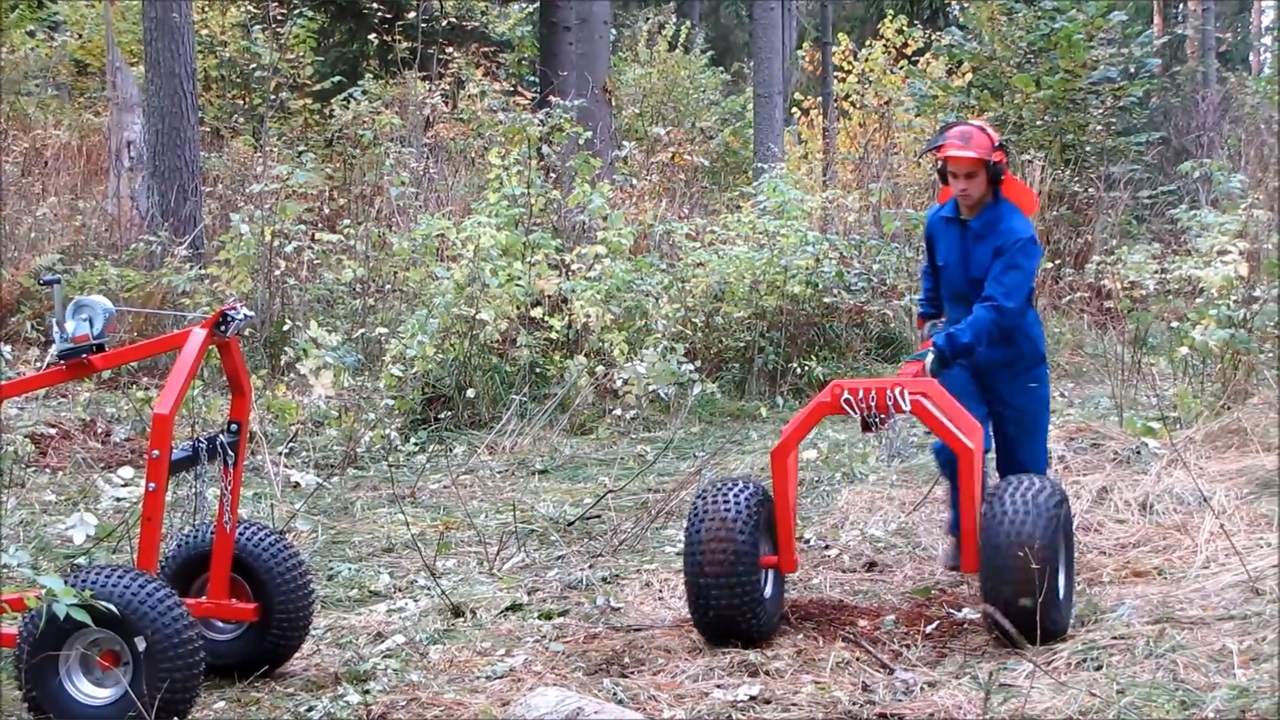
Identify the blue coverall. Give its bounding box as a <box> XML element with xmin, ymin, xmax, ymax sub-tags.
<box><xmin>917</xmin><ymin>188</ymin><xmax>1051</xmax><ymax>538</ymax></box>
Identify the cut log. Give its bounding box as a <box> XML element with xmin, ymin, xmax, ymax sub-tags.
<box><xmin>504</xmin><ymin>686</ymin><xmax>646</xmax><ymax>720</ymax></box>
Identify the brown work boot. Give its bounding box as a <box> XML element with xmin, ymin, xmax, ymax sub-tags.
<box><xmin>938</xmin><ymin>535</ymin><xmax>960</xmax><ymax>572</ymax></box>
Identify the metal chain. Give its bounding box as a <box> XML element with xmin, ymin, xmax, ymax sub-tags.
<box><xmin>192</xmin><ymin>439</ymin><xmax>210</xmax><ymax>527</ymax></box>
<box><xmin>839</xmin><ymin>385</ymin><xmax>918</xmax><ymax>462</ymax></box>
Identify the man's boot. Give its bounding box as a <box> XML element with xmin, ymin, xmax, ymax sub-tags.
<box><xmin>938</xmin><ymin>534</ymin><xmax>960</xmax><ymax>572</ymax></box>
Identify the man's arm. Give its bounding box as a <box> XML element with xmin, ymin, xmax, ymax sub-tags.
<box><xmin>931</xmin><ymin>231</ymin><xmax>1042</xmax><ymax>364</ymax></box>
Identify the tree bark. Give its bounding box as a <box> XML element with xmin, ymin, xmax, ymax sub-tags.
<box><xmin>1201</xmin><ymin>0</ymin><xmax>1220</xmax><ymax>165</ymax></box>
<box><xmin>782</xmin><ymin>0</ymin><xmax>797</xmax><ymax>112</ymax></box>
<box><xmin>537</xmin><ymin>0</ymin><xmax>617</xmax><ymax>185</ymax></box>
<box><xmin>1203</xmin><ymin>0</ymin><xmax>1217</xmax><ymax>91</ymax></box>
<box><xmin>142</xmin><ymin>0</ymin><xmax>205</xmax><ymax>267</ymax></box>
<box><xmin>104</xmin><ymin>0</ymin><xmax>148</xmax><ymax>250</ymax></box>
<box><xmin>1186</xmin><ymin>0</ymin><xmax>1202</xmax><ymax>70</ymax></box>
<box><xmin>1250</xmin><ymin>0</ymin><xmax>1262</xmax><ymax>76</ymax></box>
<box><xmin>751</xmin><ymin>0</ymin><xmax>785</xmax><ymax>180</ymax></box>
<box><xmin>820</xmin><ymin>0</ymin><xmax>834</xmax><ymax>191</ymax></box>
<box><xmin>1153</xmin><ymin>0</ymin><xmax>1164</xmax><ymax>73</ymax></box>
<box><xmin>673</xmin><ymin>0</ymin><xmax>701</xmax><ymax>51</ymax></box>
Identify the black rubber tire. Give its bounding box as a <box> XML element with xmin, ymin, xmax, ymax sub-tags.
<box><xmin>158</xmin><ymin>520</ymin><xmax>315</xmax><ymax>680</ymax></box>
<box><xmin>15</xmin><ymin>563</ymin><xmax>206</xmax><ymax>720</ymax></box>
<box><xmin>978</xmin><ymin>472</ymin><xmax>1076</xmax><ymax>647</ymax></box>
<box><xmin>682</xmin><ymin>476</ymin><xmax>785</xmax><ymax>648</ymax></box>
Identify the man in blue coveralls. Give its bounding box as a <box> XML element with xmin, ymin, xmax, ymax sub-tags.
<box><xmin>908</xmin><ymin>119</ymin><xmax>1052</xmax><ymax>571</ymax></box>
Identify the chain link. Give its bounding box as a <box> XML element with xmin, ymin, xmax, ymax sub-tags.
<box><xmin>840</xmin><ymin>385</ymin><xmax>917</xmax><ymax>463</ymax></box>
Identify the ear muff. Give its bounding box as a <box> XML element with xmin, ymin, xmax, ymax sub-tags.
<box><xmin>924</xmin><ymin>121</ymin><xmax>1009</xmax><ymax>187</ymax></box>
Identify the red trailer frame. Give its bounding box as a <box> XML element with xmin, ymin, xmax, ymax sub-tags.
<box><xmin>0</xmin><ymin>302</ymin><xmax>261</xmax><ymax>648</ymax></box>
<box><xmin>761</xmin><ymin>342</ymin><xmax>986</xmax><ymax>575</ymax></box>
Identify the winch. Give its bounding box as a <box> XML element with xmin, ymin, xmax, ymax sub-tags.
<box><xmin>39</xmin><ymin>274</ymin><xmax>117</xmax><ymax>361</ymax></box>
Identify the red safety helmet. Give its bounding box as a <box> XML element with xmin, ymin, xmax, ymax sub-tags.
<box><xmin>930</xmin><ymin>119</ymin><xmax>1006</xmax><ymax>162</ymax></box>
<box><xmin>921</xmin><ymin>119</ymin><xmax>1009</xmax><ymax>183</ymax></box>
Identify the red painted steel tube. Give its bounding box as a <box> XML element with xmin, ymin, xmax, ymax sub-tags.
<box><xmin>764</xmin><ymin>371</ymin><xmax>985</xmax><ymax>575</ymax></box>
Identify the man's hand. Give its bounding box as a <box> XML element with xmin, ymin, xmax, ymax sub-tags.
<box><xmin>920</xmin><ymin>318</ymin><xmax>946</xmax><ymax>342</ymax></box>
<box><xmin>906</xmin><ymin>348</ymin><xmax>947</xmax><ymax>378</ymax></box>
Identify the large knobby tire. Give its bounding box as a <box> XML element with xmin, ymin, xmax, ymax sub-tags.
<box><xmin>15</xmin><ymin>564</ymin><xmax>206</xmax><ymax>720</ymax></box>
<box><xmin>683</xmin><ymin>476</ymin><xmax>785</xmax><ymax>648</ymax></box>
<box><xmin>159</xmin><ymin>520</ymin><xmax>315</xmax><ymax>680</ymax></box>
<box><xmin>978</xmin><ymin>472</ymin><xmax>1076</xmax><ymax>647</ymax></box>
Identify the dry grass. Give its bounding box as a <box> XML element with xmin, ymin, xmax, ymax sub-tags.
<box><xmin>1</xmin><ymin>373</ymin><xmax>1275</xmax><ymax>720</ymax></box>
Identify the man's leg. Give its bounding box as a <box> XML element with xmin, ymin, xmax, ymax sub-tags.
<box><xmin>929</xmin><ymin>362</ymin><xmax>992</xmax><ymax>570</ymax></box>
<box><xmin>986</xmin><ymin>362</ymin><xmax>1051</xmax><ymax>479</ymax></box>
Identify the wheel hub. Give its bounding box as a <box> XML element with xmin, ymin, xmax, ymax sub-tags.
<box><xmin>59</xmin><ymin>627</ymin><xmax>133</xmax><ymax>706</ymax></box>
<box><xmin>758</xmin><ymin>532</ymin><xmax>777</xmax><ymax>600</ymax></box>
<box><xmin>188</xmin><ymin>572</ymin><xmax>255</xmax><ymax>641</ymax></box>
<box><xmin>1056</xmin><ymin>522</ymin><xmax>1067</xmax><ymax>604</ymax></box>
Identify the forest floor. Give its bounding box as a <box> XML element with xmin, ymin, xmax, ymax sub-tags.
<box><xmin>1</xmin><ymin>359</ymin><xmax>1277</xmax><ymax>719</ymax></box>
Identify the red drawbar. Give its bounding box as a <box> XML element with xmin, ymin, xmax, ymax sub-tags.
<box><xmin>0</xmin><ymin>303</ymin><xmax>259</xmax><ymax>637</ymax></box>
<box><xmin>184</xmin><ymin>598</ymin><xmax>259</xmax><ymax>623</ymax></box>
<box><xmin>762</xmin><ymin>359</ymin><xmax>985</xmax><ymax>575</ymax></box>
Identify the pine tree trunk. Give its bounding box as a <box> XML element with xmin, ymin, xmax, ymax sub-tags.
<box><xmin>142</xmin><ymin>0</ymin><xmax>205</xmax><ymax>267</ymax></box>
<box><xmin>1153</xmin><ymin>0</ymin><xmax>1165</xmax><ymax>73</ymax></box>
<box><xmin>1203</xmin><ymin>0</ymin><xmax>1217</xmax><ymax>92</ymax></box>
<box><xmin>673</xmin><ymin>0</ymin><xmax>701</xmax><ymax>50</ymax></box>
<box><xmin>1250</xmin><ymin>0</ymin><xmax>1262</xmax><ymax>76</ymax></box>
<box><xmin>1186</xmin><ymin>0</ymin><xmax>1202</xmax><ymax>71</ymax></box>
<box><xmin>537</xmin><ymin>0</ymin><xmax>617</xmax><ymax>184</ymax></box>
<box><xmin>820</xmin><ymin>0</ymin><xmax>835</xmax><ymax>191</ymax></box>
<box><xmin>751</xmin><ymin>0</ymin><xmax>785</xmax><ymax>180</ymax></box>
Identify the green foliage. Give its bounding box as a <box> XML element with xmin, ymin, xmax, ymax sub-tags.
<box><xmin>610</xmin><ymin>12</ymin><xmax>755</xmax><ymax>196</ymax></box>
<box><xmin>1084</xmin><ymin>160</ymin><xmax>1278</xmax><ymax>428</ymax></box>
<box><xmin>0</xmin><ymin>0</ymin><xmax>1274</xmax><ymax>440</ymax></box>
<box><xmin>912</xmin><ymin>1</ymin><xmax>1166</xmax><ymax>244</ymax></box>
<box><xmin>373</xmin><ymin>164</ymin><xmax>911</xmax><ymax>430</ymax></box>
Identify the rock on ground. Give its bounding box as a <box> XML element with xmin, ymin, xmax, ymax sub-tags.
<box><xmin>504</xmin><ymin>685</ymin><xmax>646</xmax><ymax>720</ymax></box>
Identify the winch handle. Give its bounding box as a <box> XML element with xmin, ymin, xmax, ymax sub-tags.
<box><xmin>37</xmin><ymin>273</ymin><xmax>67</xmax><ymax>335</ymax></box>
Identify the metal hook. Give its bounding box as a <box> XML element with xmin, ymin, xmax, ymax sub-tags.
<box><xmin>894</xmin><ymin>385</ymin><xmax>912</xmax><ymax>413</ymax></box>
<box><xmin>840</xmin><ymin>389</ymin><xmax>860</xmax><ymax>417</ymax></box>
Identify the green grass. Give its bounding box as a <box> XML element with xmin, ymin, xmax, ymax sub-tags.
<box><xmin>1</xmin><ymin>365</ymin><xmax>1277</xmax><ymax>719</ymax></box>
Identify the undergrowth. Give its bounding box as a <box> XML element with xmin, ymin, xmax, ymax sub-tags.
<box><xmin>0</xmin><ymin>4</ymin><xmax>1276</xmax><ymax>442</ymax></box>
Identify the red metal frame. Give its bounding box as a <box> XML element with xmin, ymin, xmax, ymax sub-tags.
<box><xmin>760</xmin><ymin>340</ymin><xmax>986</xmax><ymax>576</ymax></box>
<box><xmin>0</xmin><ymin>304</ymin><xmax>261</xmax><ymax>649</ymax></box>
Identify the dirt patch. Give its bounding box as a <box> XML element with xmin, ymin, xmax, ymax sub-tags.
<box><xmin>26</xmin><ymin>417</ymin><xmax>147</xmax><ymax>472</ymax></box>
<box><xmin>784</xmin><ymin>589</ymin><xmax>990</xmax><ymax>660</ymax></box>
